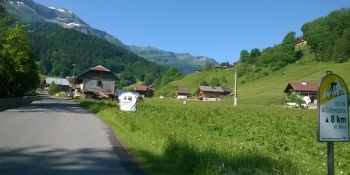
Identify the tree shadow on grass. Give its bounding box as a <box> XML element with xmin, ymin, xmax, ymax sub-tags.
<box><xmin>131</xmin><ymin>135</ymin><xmax>300</xmax><ymax>175</ymax></box>
<box><xmin>0</xmin><ymin>145</ymin><xmax>144</xmax><ymax>175</ymax></box>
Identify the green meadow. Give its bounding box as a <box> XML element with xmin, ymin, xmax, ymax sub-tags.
<box><xmin>76</xmin><ymin>98</ymin><xmax>350</xmax><ymax>175</ymax></box>
<box><xmin>75</xmin><ymin>60</ymin><xmax>350</xmax><ymax>175</ymax></box>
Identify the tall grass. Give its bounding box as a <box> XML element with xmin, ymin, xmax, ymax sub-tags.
<box><xmin>76</xmin><ymin>98</ymin><xmax>350</xmax><ymax>175</ymax></box>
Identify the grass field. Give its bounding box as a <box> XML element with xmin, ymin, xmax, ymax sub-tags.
<box><xmin>74</xmin><ymin>60</ymin><xmax>350</xmax><ymax>175</ymax></box>
<box><xmin>76</xmin><ymin>98</ymin><xmax>350</xmax><ymax>175</ymax></box>
<box><xmin>156</xmin><ymin>61</ymin><xmax>350</xmax><ymax>106</ymax></box>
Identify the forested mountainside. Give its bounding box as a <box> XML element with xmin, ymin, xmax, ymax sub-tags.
<box><xmin>236</xmin><ymin>8</ymin><xmax>350</xmax><ymax>79</ymax></box>
<box><xmin>26</xmin><ymin>22</ymin><xmax>169</xmax><ymax>88</ymax></box>
<box><xmin>127</xmin><ymin>45</ymin><xmax>218</xmax><ymax>74</ymax></box>
<box><xmin>3</xmin><ymin>0</ymin><xmax>218</xmax><ymax>74</ymax></box>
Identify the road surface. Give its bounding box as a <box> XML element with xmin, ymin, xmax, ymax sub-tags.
<box><xmin>0</xmin><ymin>95</ymin><xmax>145</xmax><ymax>175</ymax></box>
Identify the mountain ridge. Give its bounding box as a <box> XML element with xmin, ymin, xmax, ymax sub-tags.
<box><xmin>3</xmin><ymin>0</ymin><xmax>218</xmax><ymax>74</ymax></box>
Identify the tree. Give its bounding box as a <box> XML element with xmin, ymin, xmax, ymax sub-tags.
<box><xmin>199</xmin><ymin>80</ymin><xmax>209</xmax><ymax>86</ymax></box>
<box><xmin>221</xmin><ymin>76</ymin><xmax>228</xmax><ymax>83</ymax></box>
<box><xmin>203</xmin><ymin>60</ymin><xmax>212</xmax><ymax>71</ymax></box>
<box><xmin>0</xmin><ymin>6</ymin><xmax>39</xmax><ymax>97</ymax></box>
<box><xmin>160</xmin><ymin>67</ymin><xmax>183</xmax><ymax>86</ymax></box>
<box><xmin>239</xmin><ymin>50</ymin><xmax>250</xmax><ymax>62</ymax></box>
<box><xmin>247</xmin><ymin>48</ymin><xmax>261</xmax><ymax>64</ymax></box>
<box><xmin>48</xmin><ymin>81</ymin><xmax>57</xmax><ymax>95</ymax></box>
<box><xmin>210</xmin><ymin>77</ymin><xmax>221</xmax><ymax>86</ymax></box>
<box><xmin>332</xmin><ymin>38</ymin><xmax>350</xmax><ymax>63</ymax></box>
<box><xmin>281</xmin><ymin>32</ymin><xmax>296</xmax><ymax>62</ymax></box>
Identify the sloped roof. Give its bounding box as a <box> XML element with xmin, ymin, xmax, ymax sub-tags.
<box><xmin>91</xmin><ymin>65</ymin><xmax>110</xmax><ymax>72</ymax></box>
<box><xmin>221</xmin><ymin>86</ymin><xmax>232</xmax><ymax>92</ymax></box>
<box><xmin>75</xmin><ymin>65</ymin><xmax>119</xmax><ymax>81</ymax></box>
<box><xmin>283</xmin><ymin>82</ymin><xmax>318</xmax><ymax>93</ymax></box>
<box><xmin>133</xmin><ymin>85</ymin><xmax>147</xmax><ymax>91</ymax></box>
<box><xmin>199</xmin><ymin>86</ymin><xmax>224</xmax><ymax>92</ymax></box>
<box><xmin>45</xmin><ymin>78</ymin><xmax>70</xmax><ymax>86</ymax></box>
<box><xmin>177</xmin><ymin>88</ymin><xmax>189</xmax><ymax>94</ymax></box>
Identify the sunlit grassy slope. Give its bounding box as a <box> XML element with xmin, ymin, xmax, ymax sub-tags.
<box><xmin>155</xmin><ymin>60</ymin><xmax>350</xmax><ymax>106</ymax></box>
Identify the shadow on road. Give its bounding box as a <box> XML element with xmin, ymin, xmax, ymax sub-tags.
<box><xmin>0</xmin><ymin>145</ymin><xmax>144</xmax><ymax>175</ymax></box>
<box><xmin>1</xmin><ymin>95</ymin><xmax>93</xmax><ymax>114</ymax></box>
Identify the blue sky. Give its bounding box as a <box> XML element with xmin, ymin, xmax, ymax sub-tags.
<box><xmin>34</xmin><ymin>0</ymin><xmax>349</xmax><ymax>64</ymax></box>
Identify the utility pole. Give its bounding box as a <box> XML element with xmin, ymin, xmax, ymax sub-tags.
<box><xmin>234</xmin><ymin>67</ymin><xmax>237</xmax><ymax>106</ymax></box>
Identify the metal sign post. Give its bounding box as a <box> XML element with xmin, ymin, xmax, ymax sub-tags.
<box><xmin>317</xmin><ymin>71</ymin><xmax>349</xmax><ymax>175</ymax></box>
<box><xmin>234</xmin><ymin>67</ymin><xmax>237</xmax><ymax>106</ymax></box>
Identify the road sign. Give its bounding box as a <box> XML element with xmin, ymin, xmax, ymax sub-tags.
<box><xmin>317</xmin><ymin>72</ymin><xmax>349</xmax><ymax>142</ymax></box>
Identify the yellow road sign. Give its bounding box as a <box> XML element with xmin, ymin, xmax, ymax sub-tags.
<box><xmin>317</xmin><ymin>73</ymin><xmax>349</xmax><ymax>142</ymax></box>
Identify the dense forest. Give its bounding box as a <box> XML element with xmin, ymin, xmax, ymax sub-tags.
<box><xmin>237</xmin><ymin>8</ymin><xmax>350</xmax><ymax>77</ymax></box>
<box><xmin>25</xmin><ymin>22</ymin><xmax>169</xmax><ymax>88</ymax></box>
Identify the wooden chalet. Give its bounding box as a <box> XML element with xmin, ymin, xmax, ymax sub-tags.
<box><xmin>175</xmin><ymin>88</ymin><xmax>189</xmax><ymax>99</ymax></box>
<box><xmin>284</xmin><ymin>80</ymin><xmax>318</xmax><ymax>103</ymax></box>
<box><xmin>295</xmin><ymin>37</ymin><xmax>307</xmax><ymax>46</ymax></box>
<box><xmin>220</xmin><ymin>86</ymin><xmax>232</xmax><ymax>97</ymax></box>
<box><xmin>133</xmin><ymin>84</ymin><xmax>156</xmax><ymax>97</ymax></box>
<box><xmin>197</xmin><ymin>86</ymin><xmax>223</xmax><ymax>101</ymax></box>
<box><xmin>71</xmin><ymin>65</ymin><xmax>119</xmax><ymax>99</ymax></box>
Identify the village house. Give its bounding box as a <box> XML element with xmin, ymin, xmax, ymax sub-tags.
<box><xmin>175</xmin><ymin>88</ymin><xmax>189</xmax><ymax>99</ymax></box>
<box><xmin>295</xmin><ymin>37</ymin><xmax>307</xmax><ymax>46</ymax></box>
<box><xmin>71</xmin><ymin>65</ymin><xmax>120</xmax><ymax>99</ymax></box>
<box><xmin>220</xmin><ymin>86</ymin><xmax>232</xmax><ymax>97</ymax></box>
<box><xmin>42</xmin><ymin>77</ymin><xmax>71</xmax><ymax>92</ymax></box>
<box><xmin>133</xmin><ymin>84</ymin><xmax>156</xmax><ymax>97</ymax></box>
<box><xmin>194</xmin><ymin>69</ymin><xmax>202</xmax><ymax>73</ymax></box>
<box><xmin>197</xmin><ymin>86</ymin><xmax>223</xmax><ymax>101</ymax></box>
<box><xmin>283</xmin><ymin>80</ymin><xmax>318</xmax><ymax>103</ymax></box>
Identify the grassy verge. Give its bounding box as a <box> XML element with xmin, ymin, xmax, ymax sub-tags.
<box><xmin>75</xmin><ymin>98</ymin><xmax>350</xmax><ymax>175</ymax></box>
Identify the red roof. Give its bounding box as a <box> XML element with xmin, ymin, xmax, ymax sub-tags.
<box><xmin>91</xmin><ymin>65</ymin><xmax>110</xmax><ymax>72</ymax></box>
<box><xmin>284</xmin><ymin>82</ymin><xmax>318</xmax><ymax>93</ymax></box>
<box><xmin>133</xmin><ymin>85</ymin><xmax>147</xmax><ymax>91</ymax></box>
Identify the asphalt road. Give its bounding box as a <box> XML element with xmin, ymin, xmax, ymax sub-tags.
<box><xmin>0</xmin><ymin>95</ymin><xmax>145</xmax><ymax>175</ymax></box>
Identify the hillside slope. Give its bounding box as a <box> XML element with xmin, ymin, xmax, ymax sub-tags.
<box><xmin>155</xmin><ymin>59</ymin><xmax>350</xmax><ymax>105</ymax></box>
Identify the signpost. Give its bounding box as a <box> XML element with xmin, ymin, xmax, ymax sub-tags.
<box><xmin>118</xmin><ymin>91</ymin><xmax>139</xmax><ymax>112</ymax></box>
<box><xmin>317</xmin><ymin>71</ymin><xmax>349</xmax><ymax>175</ymax></box>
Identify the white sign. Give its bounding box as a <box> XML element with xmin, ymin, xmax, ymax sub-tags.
<box><xmin>118</xmin><ymin>91</ymin><xmax>139</xmax><ymax>112</ymax></box>
<box><xmin>318</xmin><ymin>73</ymin><xmax>349</xmax><ymax>142</ymax></box>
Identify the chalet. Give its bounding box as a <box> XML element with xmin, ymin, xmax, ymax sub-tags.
<box><xmin>43</xmin><ymin>78</ymin><xmax>71</xmax><ymax>92</ymax></box>
<box><xmin>213</xmin><ymin>65</ymin><xmax>221</xmax><ymax>69</ymax></box>
<box><xmin>284</xmin><ymin>80</ymin><xmax>318</xmax><ymax>103</ymax></box>
<box><xmin>197</xmin><ymin>86</ymin><xmax>224</xmax><ymax>101</ymax></box>
<box><xmin>175</xmin><ymin>88</ymin><xmax>189</xmax><ymax>99</ymax></box>
<box><xmin>295</xmin><ymin>37</ymin><xmax>307</xmax><ymax>46</ymax></box>
<box><xmin>220</xmin><ymin>86</ymin><xmax>232</xmax><ymax>97</ymax></box>
<box><xmin>71</xmin><ymin>65</ymin><xmax>119</xmax><ymax>99</ymax></box>
<box><xmin>133</xmin><ymin>84</ymin><xmax>156</xmax><ymax>97</ymax></box>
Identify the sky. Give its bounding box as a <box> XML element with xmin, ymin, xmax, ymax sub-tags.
<box><xmin>34</xmin><ymin>0</ymin><xmax>350</xmax><ymax>63</ymax></box>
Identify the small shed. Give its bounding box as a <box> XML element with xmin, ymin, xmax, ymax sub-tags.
<box><xmin>175</xmin><ymin>88</ymin><xmax>189</xmax><ymax>99</ymax></box>
<box><xmin>220</xmin><ymin>86</ymin><xmax>232</xmax><ymax>97</ymax></box>
<box><xmin>44</xmin><ymin>77</ymin><xmax>71</xmax><ymax>92</ymax></box>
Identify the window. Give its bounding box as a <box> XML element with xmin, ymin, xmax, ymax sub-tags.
<box><xmin>97</xmin><ymin>80</ymin><xmax>102</xmax><ymax>86</ymax></box>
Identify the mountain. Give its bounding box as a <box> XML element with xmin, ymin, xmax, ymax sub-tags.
<box><xmin>3</xmin><ymin>0</ymin><xmax>219</xmax><ymax>74</ymax></box>
<box><xmin>26</xmin><ymin>22</ymin><xmax>168</xmax><ymax>88</ymax></box>
<box><xmin>126</xmin><ymin>45</ymin><xmax>218</xmax><ymax>74</ymax></box>
<box><xmin>3</xmin><ymin>0</ymin><xmax>124</xmax><ymax>47</ymax></box>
